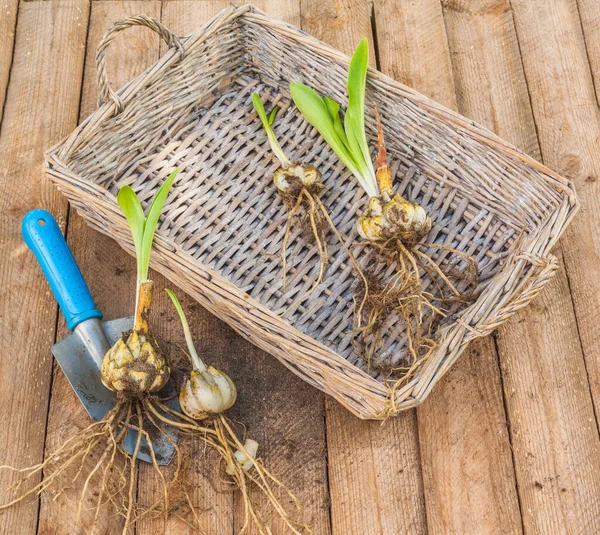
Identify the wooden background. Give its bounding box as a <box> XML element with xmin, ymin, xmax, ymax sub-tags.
<box><xmin>1</xmin><ymin>0</ymin><xmax>600</xmax><ymax>533</ymax></box>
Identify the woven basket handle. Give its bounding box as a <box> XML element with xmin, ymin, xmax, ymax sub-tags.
<box><xmin>462</xmin><ymin>252</ymin><xmax>558</xmax><ymax>342</ymax></box>
<box><xmin>96</xmin><ymin>15</ymin><xmax>184</xmax><ymax>113</ymax></box>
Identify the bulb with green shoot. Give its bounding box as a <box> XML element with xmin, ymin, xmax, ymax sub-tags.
<box><xmin>165</xmin><ymin>289</ymin><xmax>236</xmax><ymax>418</ymax></box>
<box><xmin>101</xmin><ymin>170</ymin><xmax>178</xmax><ymax>394</ymax></box>
<box><xmin>290</xmin><ymin>39</ymin><xmax>432</xmax><ymax>246</ymax></box>
<box><xmin>252</xmin><ymin>92</ymin><xmax>332</xmax><ymax>302</ymax></box>
<box><xmin>291</xmin><ymin>39</ymin><xmax>477</xmax><ymax>376</ymax></box>
<box><xmin>252</xmin><ymin>93</ymin><xmax>324</xmax><ymax>202</ymax></box>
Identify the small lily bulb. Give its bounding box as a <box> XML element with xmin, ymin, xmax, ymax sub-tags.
<box><xmin>227</xmin><ymin>439</ymin><xmax>259</xmax><ymax>475</ymax></box>
<box><xmin>179</xmin><ymin>366</ymin><xmax>237</xmax><ymax>420</ymax></box>
<box><xmin>273</xmin><ymin>163</ymin><xmax>323</xmax><ymax>196</ymax></box>
<box><xmin>101</xmin><ymin>330</ymin><xmax>170</xmax><ymax>394</ymax></box>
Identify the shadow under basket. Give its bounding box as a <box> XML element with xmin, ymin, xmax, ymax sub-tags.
<box><xmin>45</xmin><ymin>5</ymin><xmax>578</xmax><ymax>419</ymax></box>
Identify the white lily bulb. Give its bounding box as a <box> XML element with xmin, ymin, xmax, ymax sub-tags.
<box><xmin>227</xmin><ymin>439</ymin><xmax>259</xmax><ymax>475</ymax></box>
<box><xmin>179</xmin><ymin>366</ymin><xmax>237</xmax><ymax>420</ymax></box>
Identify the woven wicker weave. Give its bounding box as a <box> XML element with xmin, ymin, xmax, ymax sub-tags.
<box><xmin>45</xmin><ymin>5</ymin><xmax>578</xmax><ymax>419</ymax></box>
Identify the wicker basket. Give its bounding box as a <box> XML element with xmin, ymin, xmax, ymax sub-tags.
<box><xmin>45</xmin><ymin>5</ymin><xmax>578</xmax><ymax>419</ymax></box>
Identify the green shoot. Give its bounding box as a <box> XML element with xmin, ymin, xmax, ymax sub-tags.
<box><xmin>290</xmin><ymin>38</ymin><xmax>379</xmax><ymax>198</ymax></box>
<box><xmin>117</xmin><ymin>169</ymin><xmax>179</xmax><ymax>282</ymax></box>
<box><xmin>165</xmin><ymin>288</ymin><xmax>206</xmax><ymax>372</ymax></box>
<box><xmin>252</xmin><ymin>93</ymin><xmax>291</xmax><ymax>169</ymax></box>
<box><xmin>267</xmin><ymin>105</ymin><xmax>279</xmax><ymax>125</ymax></box>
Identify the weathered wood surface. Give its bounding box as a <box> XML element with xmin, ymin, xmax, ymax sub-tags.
<box><xmin>1</xmin><ymin>0</ymin><xmax>600</xmax><ymax>534</ymax></box>
<box><xmin>0</xmin><ymin>2</ymin><xmax>89</xmax><ymax>534</ymax></box>
<box><xmin>0</xmin><ymin>0</ymin><xmax>18</xmax><ymax>121</ymax></box>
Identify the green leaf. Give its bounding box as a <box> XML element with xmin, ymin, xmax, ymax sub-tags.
<box><xmin>290</xmin><ymin>83</ymin><xmax>358</xmax><ymax>171</ymax></box>
<box><xmin>117</xmin><ymin>185</ymin><xmax>145</xmax><ymax>280</ymax></box>
<box><xmin>290</xmin><ymin>82</ymin><xmax>378</xmax><ymax>197</ymax></box>
<box><xmin>139</xmin><ymin>169</ymin><xmax>178</xmax><ymax>281</ymax></box>
<box><xmin>346</xmin><ymin>38</ymin><xmax>376</xmax><ymax>190</ymax></box>
<box><xmin>323</xmin><ymin>97</ymin><xmax>350</xmax><ymax>150</ymax></box>
<box><xmin>165</xmin><ymin>289</ymin><xmax>183</xmax><ymax>318</ymax></box>
<box><xmin>267</xmin><ymin>105</ymin><xmax>280</xmax><ymax>126</ymax></box>
<box><xmin>252</xmin><ymin>93</ymin><xmax>290</xmax><ymax>168</ymax></box>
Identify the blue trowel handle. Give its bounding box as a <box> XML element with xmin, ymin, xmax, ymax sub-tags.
<box><xmin>22</xmin><ymin>209</ymin><xmax>102</xmax><ymax>331</ymax></box>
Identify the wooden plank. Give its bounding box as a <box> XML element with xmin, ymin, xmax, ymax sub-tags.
<box><xmin>507</xmin><ymin>1</ymin><xmax>600</xmax><ymax>532</ymax></box>
<box><xmin>0</xmin><ymin>1</ymin><xmax>89</xmax><ymax>534</ymax></box>
<box><xmin>374</xmin><ymin>0</ymin><xmax>457</xmax><ymax>108</ymax></box>
<box><xmin>299</xmin><ymin>2</ymin><xmax>427</xmax><ymax>534</ymax></box>
<box><xmin>497</xmin><ymin>266</ymin><xmax>600</xmax><ymax>535</ymax></box>
<box><xmin>373</xmin><ymin>1</ymin><xmax>522</xmax><ymax>533</ymax></box>
<box><xmin>418</xmin><ymin>340</ymin><xmax>523</xmax><ymax>535</ymax></box>
<box><xmin>441</xmin><ymin>0</ymin><xmax>540</xmax><ymax>157</ymax></box>
<box><xmin>36</xmin><ymin>3</ymin><xmax>164</xmax><ymax>534</ymax></box>
<box><xmin>446</xmin><ymin>0</ymin><xmax>600</xmax><ymax>533</ymax></box>
<box><xmin>324</xmin><ymin>398</ymin><xmax>425</xmax><ymax>535</ymax></box>
<box><xmin>577</xmin><ymin>0</ymin><xmax>600</xmax><ymax>104</ymax></box>
<box><xmin>511</xmin><ymin>0</ymin><xmax>600</xmax><ymax>420</ymax></box>
<box><xmin>148</xmin><ymin>3</ymin><xmax>331</xmax><ymax>535</ymax></box>
<box><xmin>0</xmin><ymin>0</ymin><xmax>18</xmax><ymax>122</ymax></box>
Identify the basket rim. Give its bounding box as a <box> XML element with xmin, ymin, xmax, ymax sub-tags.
<box><xmin>44</xmin><ymin>4</ymin><xmax>579</xmax><ymax>419</ymax></box>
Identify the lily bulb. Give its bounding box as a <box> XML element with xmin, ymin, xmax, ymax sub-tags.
<box><xmin>180</xmin><ymin>365</ymin><xmax>237</xmax><ymax>420</ymax></box>
<box><xmin>273</xmin><ymin>163</ymin><xmax>323</xmax><ymax>197</ymax></box>
<box><xmin>227</xmin><ymin>439</ymin><xmax>259</xmax><ymax>475</ymax></box>
<box><xmin>101</xmin><ymin>330</ymin><xmax>170</xmax><ymax>393</ymax></box>
<box><xmin>166</xmin><ymin>289</ymin><xmax>237</xmax><ymax>420</ymax></box>
<box><xmin>357</xmin><ymin>194</ymin><xmax>431</xmax><ymax>245</ymax></box>
<box><xmin>357</xmin><ymin>105</ymin><xmax>431</xmax><ymax>245</ymax></box>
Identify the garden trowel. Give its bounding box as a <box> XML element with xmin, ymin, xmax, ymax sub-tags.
<box><xmin>22</xmin><ymin>209</ymin><xmax>177</xmax><ymax>465</ymax></box>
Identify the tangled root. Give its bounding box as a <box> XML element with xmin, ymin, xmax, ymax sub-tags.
<box><xmin>0</xmin><ymin>397</ymin><xmax>310</xmax><ymax>535</ymax></box>
<box><xmin>281</xmin><ymin>187</ymin><xmax>329</xmax><ymax>308</ymax></box>
<box><xmin>143</xmin><ymin>400</ymin><xmax>311</xmax><ymax>534</ymax></box>
<box><xmin>354</xmin><ymin>238</ymin><xmax>478</xmax><ymax>381</ymax></box>
<box><xmin>280</xmin><ymin>184</ymin><xmax>371</xmax><ymax>317</ymax></box>
<box><xmin>0</xmin><ymin>399</ymin><xmax>138</xmax><ymax>533</ymax></box>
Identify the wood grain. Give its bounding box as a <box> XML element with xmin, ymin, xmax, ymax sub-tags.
<box><xmin>447</xmin><ymin>0</ymin><xmax>600</xmax><ymax>533</ymax></box>
<box><xmin>577</xmin><ymin>0</ymin><xmax>600</xmax><ymax>105</ymax></box>
<box><xmin>497</xmin><ymin>265</ymin><xmax>600</xmax><ymax>534</ymax></box>
<box><xmin>0</xmin><ymin>0</ymin><xmax>18</xmax><ymax>122</ymax></box>
<box><xmin>299</xmin><ymin>1</ymin><xmax>427</xmax><ymax>534</ymax></box>
<box><xmin>374</xmin><ymin>0</ymin><xmax>457</xmax><ymax>108</ymax></box>
<box><xmin>442</xmin><ymin>0</ymin><xmax>539</xmax><ymax>158</ymax></box>
<box><xmin>373</xmin><ymin>1</ymin><xmax>522</xmax><ymax>533</ymax></box>
<box><xmin>0</xmin><ymin>1</ymin><xmax>89</xmax><ymax>534</ymax></box>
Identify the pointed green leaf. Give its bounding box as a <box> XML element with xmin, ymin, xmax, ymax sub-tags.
<box><xmin>117</xmin><ymin>185</ymin><xmax>145</xmax><ymax>280</ymax></box>
<box><xmin>139</xmin><ymin>169</ymin><xmax>178</xmax><ymax>281</ymax></box>
<box><xmin>346</xmin><ymin>38</ymin><xmax>377</xmax><ymax>190</ymax></box>
<box><xmin>323</xmin><ymin>97</ymin><xmax>350</xmax><ymax>150</ymax></box>
<box><xmin>290</xmin><ymin>82</ymin><xmax>372</xmax><ymax>191</ymax></box>
<box><xmin>267</xmin><ymin>105</ymin><xmax>280</xmax><ymax>126</ymax></box>
<box><xmin>165</xmin><ymin>288</ymin><xmax>205</xmax><ymax>371</ymax></box>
